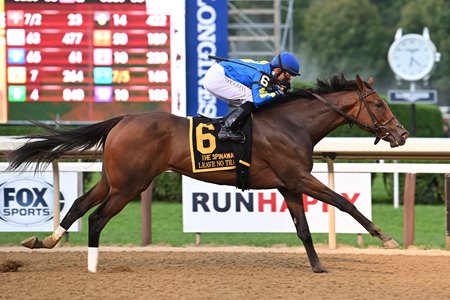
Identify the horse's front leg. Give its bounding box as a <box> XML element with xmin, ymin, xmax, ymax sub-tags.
<box><xmin>278</xmin><ymin>188</ymin><xmax>328</xmax><ymax>273</ymax></box>
<box><xmin>298</xmin><ymin>173</ymin><xmax>399</xmax><ymax>249</ymax></box>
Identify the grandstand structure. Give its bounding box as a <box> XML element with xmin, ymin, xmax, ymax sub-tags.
<box><xmin>228</xmin><ymin>0</ymin><xmax>295</xmax><ymax>60</ymax></box>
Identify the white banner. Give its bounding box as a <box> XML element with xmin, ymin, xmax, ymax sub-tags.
<box><xmin>0</xmin><ymin>172</ymin><xmax>80</xmax><ymax>232</ymax></box>
<box><xmin>182</xmin><ymin>173</ymin><xmax>371</xmax><ymax>233</ymax></box>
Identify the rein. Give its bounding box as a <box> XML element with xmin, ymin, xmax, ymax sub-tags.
<box><xmin>308</xmin><ymin>90</ymin><xmax>396</xmax><ymax>145</ymax></box>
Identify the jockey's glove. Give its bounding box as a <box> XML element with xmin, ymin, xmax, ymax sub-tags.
<box><xmin>268</xmin><ymin>85</ymin><xmax>284</xmax><ymax>96</ymax></box>
<box><xmin>279</xmin><ymin>79</ymin><xmax>291</xmax><ymax>93</ymax></box>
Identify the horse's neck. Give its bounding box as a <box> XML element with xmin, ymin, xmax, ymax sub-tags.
<box><xmin>272</xmin><ymin>92</ymin><xmax>355</xmax><ymax>144</ymax></box>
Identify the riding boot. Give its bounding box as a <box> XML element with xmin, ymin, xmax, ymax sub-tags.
<box><xmin>218</xmin><ymin>102</ymin><xmax>255</xmax><ymax>143</ymax></box>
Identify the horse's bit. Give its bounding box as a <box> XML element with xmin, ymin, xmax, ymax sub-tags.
<box><xmin>309</xmin><ymin>90</ymin><xmax>402</xmax><ymax>145</ymax></box>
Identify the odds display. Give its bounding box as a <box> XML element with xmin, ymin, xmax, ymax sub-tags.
<box><xmin>4</xmin><ymin>1</ymin><xmax>172</xmax><ymax>103</ymax></box>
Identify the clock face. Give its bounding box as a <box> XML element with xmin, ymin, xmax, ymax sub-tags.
<box><xmin>388</xmin><ymin>34</ymin><xmax>437</xmax><ymax>81</ymax></box>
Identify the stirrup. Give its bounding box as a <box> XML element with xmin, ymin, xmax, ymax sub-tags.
<box><xmin>230</xmin><ymin>134</ymin><xmax>246</xmax><ymax>144</ymax></box>
<box><xmin>218</xmin><ymin>128</ymin><xmax>231</xmax><ymax>140</ymax></box>
<box><xmin>218</xmin><ymin>128</ymin><xmax>246</xmax><ymax>143</ymax></box>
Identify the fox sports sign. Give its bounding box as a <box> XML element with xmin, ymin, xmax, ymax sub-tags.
<box><xmin>0</xmin><ymin>173</ymin><xmax>79</xmax><ymax>232</ymax></box>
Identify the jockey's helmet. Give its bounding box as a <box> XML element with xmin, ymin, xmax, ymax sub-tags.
<box><xmin>271</xmin><ymin>52</ymin><xmax>300</xmax><ymax>76</ymax></box>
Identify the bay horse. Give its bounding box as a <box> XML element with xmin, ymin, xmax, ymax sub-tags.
<box><xmin>6</xmin><ymin>74</ymin><xmax>409</xmax><ymax>273</ymax></box>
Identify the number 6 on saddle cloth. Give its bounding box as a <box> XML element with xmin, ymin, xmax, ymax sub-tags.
<box><xmin>189</xmin><ymin>115</ymin><xmax>252</xmax><ymax>190</ymax></box>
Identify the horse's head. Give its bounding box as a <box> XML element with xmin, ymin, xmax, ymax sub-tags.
<box><xmin>353</xmin><ymin>74</ymin><xmax>409</xmax><ymax>147</ymax></box>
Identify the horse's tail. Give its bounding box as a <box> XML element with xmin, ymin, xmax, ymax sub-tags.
<box><xmin>6</xmin><ymin>115</ymin><xmax>126</xmax><ymax>171</ymax></box>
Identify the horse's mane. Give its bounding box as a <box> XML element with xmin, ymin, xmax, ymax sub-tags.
<box><xmin>260</xmin><ymin>74</ymin><xmax>359</xmax><ymax>110</ymax></box>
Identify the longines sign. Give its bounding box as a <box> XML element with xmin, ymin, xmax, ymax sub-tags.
<box><xmin>388</xmin><ymin>89</ymin><xmax>437</xmax><ymax>104</ymax></box>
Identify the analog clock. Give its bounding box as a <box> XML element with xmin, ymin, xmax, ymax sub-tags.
<box><xmin>387</xmin><ymin>28</ymin><xmax>440</xmax><ymax>81</ymax></box>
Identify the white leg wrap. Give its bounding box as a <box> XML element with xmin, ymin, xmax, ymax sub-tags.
<box><xmin>88</xmin><ymin>247</ymin><xmax>99</xmax><ymax>273</ymax></box>
<box><xmin>53</xmin><ymin>226</ymin><xmax>67</xmax><ymax>241</ymax></box>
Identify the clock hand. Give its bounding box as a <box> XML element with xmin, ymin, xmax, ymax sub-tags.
<box><xmin>412</xmin><ymin>57</ymin><xmax>422</xmax><ymax>67</ymax></box>
<box><xmin>409</xmin><ymin>57</ymin><xmax>422</xmax><ymax>67</ymax></box>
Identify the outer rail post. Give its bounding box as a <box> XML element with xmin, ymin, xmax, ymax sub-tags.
<box><xmin>141</xmin><ymin>181</ymin><xmax>154</xmax><ymax>246</ymax></box>
<box><xmin>52</xmin><ymin>160</ymin><xmax>61</xmax><ymax>247</ymax></box>
<box><xmin>325</xmin><ymin>154</ymin><xmax>337</xmax><ymax>249</ymax></box>
<box><xmin>445</xmin><ymin>174</ymin><xmax>450</xmax><ymax>250</ymax></box>
<box><xmin>403</xmin><ymin>173</ymin><xmax>416</xmax><ymax>248</ymax></box>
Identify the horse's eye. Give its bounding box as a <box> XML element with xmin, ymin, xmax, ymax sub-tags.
<box><xmin>375</xmin><ymin>101</ymin><xmax>384</xmax><ymax>108</ymax></box>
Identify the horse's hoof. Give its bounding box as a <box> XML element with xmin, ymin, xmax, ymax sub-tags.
<box><xmin>312</xmin><ymin>264</ymin><xmax>329</xmax><ymax>273</ymax></box>
<box><xmin>21</xmin><ymin>236</ymin><xmax>38</xmax><ymax>249</ymax></box>
<box><xmin>312</xmin><ymin>267</ymin><xmax>329</xmax><ymax>273</ymax></box>
<box><xmin>383</xmin><ymin>238</ymin><xmax>400</xmax><ymax>249</ymax></box>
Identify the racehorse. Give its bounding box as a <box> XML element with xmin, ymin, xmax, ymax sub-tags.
<box><xmin>6</xmin><ymin>74</ymin><xmax>409</xmax><ymax>273</ymax></box>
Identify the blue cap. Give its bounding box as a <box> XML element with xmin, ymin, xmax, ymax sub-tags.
<box><xmin>271</xmin><ymin>52</ymin><xmax>300</xmax><ymax>76</ymax></box>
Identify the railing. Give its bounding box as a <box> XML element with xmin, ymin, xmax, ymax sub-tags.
<box><xmin>4</xmin><ymin>136</ymin><xmax>450</xmax><ymax>161</ymax></box>
<box><xmin>314</xmin><ymin>137</ymin><xmax>450</xmax><ymax>249</ymax></box>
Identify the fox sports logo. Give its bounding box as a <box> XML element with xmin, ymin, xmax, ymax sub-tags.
<box><xmin>0</xmin><ymin>178</ymin><xmax>65</xmax><ymax>226</ymax></box>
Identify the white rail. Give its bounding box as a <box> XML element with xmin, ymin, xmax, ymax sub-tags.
<box><xmin>2</xmin><ymin>136</ymin><xmax>450</xmax><ymax>160</ymax></box>
<box><xmin>1</xmin><ymin>162</ymin><xmax>450</xmax><ymax>174</ymax></box>
<box><xmin>313</xmin><ymin>137</ymin><xmax>450</xmax><ymax>160</ymax></box>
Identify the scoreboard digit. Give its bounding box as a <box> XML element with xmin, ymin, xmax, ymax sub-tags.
<box><xmin>0</xmin><ymin>0</ymin><xmax>185</xmax><ymax>122</ymax></box>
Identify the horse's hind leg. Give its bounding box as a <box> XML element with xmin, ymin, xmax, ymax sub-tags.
<box><xmin>86</xmin><ymin>189</ymin><xmax>141</xmax><ymax>272</ymax></box>
<box><xmin>21</xmin><ymin>173</ymin><xmax>109</xmax><ymax>249</ymax></box>
<box><xmin>279</xmin><ymin>188</ymin><xmax>328</xmax><ymax>273</ymax></box>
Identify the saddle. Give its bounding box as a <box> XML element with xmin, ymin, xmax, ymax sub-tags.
<box><xmin>188</xmin><ymin>115</ymin><xmax>252</xmax><ymax>190</ymax></box>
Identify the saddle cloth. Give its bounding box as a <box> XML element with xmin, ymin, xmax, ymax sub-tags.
<box><xmin>188</xmin><ymin>116</ymin><xmax>252</xmax><ymax>190</ymax></box>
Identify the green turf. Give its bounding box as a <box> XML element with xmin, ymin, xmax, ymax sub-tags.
<box><xmin>0</xmin><ymin>202</ymin><xmax>446</xmax><ymax>249</ymax></box>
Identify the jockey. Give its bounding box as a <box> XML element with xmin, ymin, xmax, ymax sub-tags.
<box><xmin>203</xmin><ymin>52</ymin><xmax>300</xmax><ymax>143</ymax></box>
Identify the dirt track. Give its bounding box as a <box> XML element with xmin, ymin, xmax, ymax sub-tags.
<box><xmin>1</xmin><ymin>246</ymin><xmax>450</xmax><ymax>300</ymax></box>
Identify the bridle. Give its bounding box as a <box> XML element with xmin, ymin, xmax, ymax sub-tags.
<box><xmin>309</xmin><ymin>89</ymin><xmax>401</xmax><ymax>145</ymax></box>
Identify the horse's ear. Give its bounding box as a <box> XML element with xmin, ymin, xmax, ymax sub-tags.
<box><xmin>368</xmin><ymin>76</ymin><xmax>374</xmax><ymax>87</ymax></box>
<box><xmin>355</xmin><ymin>74</ymin><xmax>364</xmax><ymax>91</ymax></box>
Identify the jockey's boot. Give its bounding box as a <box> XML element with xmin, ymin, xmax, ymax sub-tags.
<box><xmin>218</xmin><ymin>102</ymin><xmax>255</xmax><ymax>143</ymax></box>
